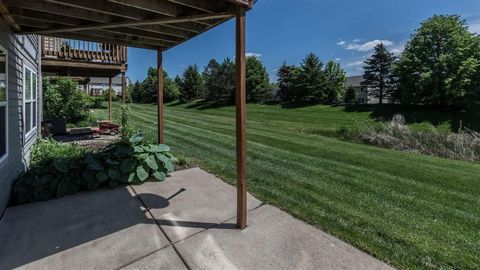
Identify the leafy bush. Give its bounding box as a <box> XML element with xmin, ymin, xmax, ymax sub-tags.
<box><xmin>31</xmin><ymin>138</ymin><xmax>85</xmax><ymax>166</ymax></box>
<box><xmin>10</xmin><ymin>134</ymin><xmax>176</xmax><ymax>205</ymax></box>
<box><xmin>89</xmin><ymin>96</ymin><xmax>105</xmax><ymax>109</ymax></box>
<box><xmin>43</xmin><ymin>77</ymin><xmax>91</xmax><ymax>123</ymax></box>
<box><xmin>102</xmin><ymin>88</ymin><xmax>120</xmax><ymax>102</ymax></box>
<box><xmin>120</xmin><ymin>105</ymin><xmax>134</xmax><ymax>141</ymax></box>
<box><xmin>337</xmin><ymin>114</ymin><xmax>480</xmax><ymax>162</ymax></box>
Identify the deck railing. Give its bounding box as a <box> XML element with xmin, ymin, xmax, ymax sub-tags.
<box><xmin>41</xmin><ymin>36</ymin><xmax>127</xmax><ymax>64</ymax></box>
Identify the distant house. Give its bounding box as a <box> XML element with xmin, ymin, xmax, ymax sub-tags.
<box><xmin>346</xmin><ymin>76</ymin><xmax>394</xmax><ymax>104</ymax></box>
<box><xmin>346</xmin><ymin>76</ymin><xmax>372</xmax><ymax>104</ymax></box>
<box><xmin>86</xmin><ymin>76</ymin><xmax>132</xmax><ymax>96</ymax></box>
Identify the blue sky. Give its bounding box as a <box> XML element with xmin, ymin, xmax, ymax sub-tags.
<box><xmin>127</xmin><ymin>0</ymin><xmax>480</xmax><ymax>82</ymax></box>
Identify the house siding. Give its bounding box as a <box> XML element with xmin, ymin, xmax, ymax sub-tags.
<box><xmin>0</xmin><ymin>20</ymin><xmax>41</xmax><ymax>215</ymax></box>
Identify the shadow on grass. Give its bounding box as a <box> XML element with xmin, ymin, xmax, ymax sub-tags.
<box><xmin>344</xmin><ymin>104</ymin><xmax>480</xmax><ymax>132</ymax></box>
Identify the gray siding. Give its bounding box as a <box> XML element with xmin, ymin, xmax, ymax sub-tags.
<box><xmin>0</xmin><ymin>20</ymin><xmax>41</xmax><ymax>214</ymax></box>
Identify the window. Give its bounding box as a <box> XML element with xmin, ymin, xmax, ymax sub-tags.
<box><xmin>0</xmin><ymin>46</ymin><xmax>7</xmax><ymax>163</ymax></box>
<box><xmin>24</xmin><ymin>66</ymin><xmax>37</xmax><ymax>137</ymax></box>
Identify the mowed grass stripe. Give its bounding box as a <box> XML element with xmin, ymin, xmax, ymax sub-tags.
<box><xmin>94</xmin><ymin>102</ymin><xmax>480</xmax><ymax>269</ymax></box>
<box><xmin>124</xmin><ymin>103</ymin><xmax>480</xmax><ymax>230</ymax></box>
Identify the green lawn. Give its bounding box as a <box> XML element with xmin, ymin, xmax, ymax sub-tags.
<box><xmin>93</xmin><ymin>102</ymin><xmax>480</xmax><ymax>270</ymax></box>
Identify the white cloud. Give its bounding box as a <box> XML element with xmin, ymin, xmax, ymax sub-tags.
<box><xmin>334</xmin><ymin>57</ymin><xmax>341</xmax><ymax>61</ymax></box>
<box><xmin>336</xmin><ymin>41</ymin><xmax>346</xmax><ymax>46</ymax></box>
<box><xmin>353</xmin><ymin>38</ymin><xmax>362</xmax><ymax>43</ymax></box>
<box><xmin>346</xmin><ymin>61</ymin><xmax>364</xmax><ymax>67</ymax></box>
<box><xmin>469</xmin><ymin>21</ymin><xmax>480</xmax><ymax>34</ymax></box>
<box><xmin>246</xmin><ymin>52</ymin><xmax>262</xmax><ymax>58</ymax></box>
<box><xmin>338</xmin><ymin>39</ymin><xmax>394</xmax><ymax>52</ymax></box>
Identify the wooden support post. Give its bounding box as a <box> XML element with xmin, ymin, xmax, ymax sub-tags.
<box><xmin>235</xmin><ymin>5</ymin><xmax>247</xmax><ymax>229</ymax></box>
<box><xmin>121</xmin><ymin>71</ymin><xmax>126</xmax><ymax>104</ymax></box>
<box><xmin>108</xmin><ymin>77</ymin><xmax>112</xmax><ymax>122</ymax></box>
<box><xmin>157</xmin><ymin>49</ymin><xmax>164</xmax><ymax>144</ymax></box>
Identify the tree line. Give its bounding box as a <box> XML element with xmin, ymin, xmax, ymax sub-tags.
<box><xmin>350</xmin><ymin>15</ymin><xmax>480</xmax><ymax>107</ymax></box>
<box><xmin>277</xmin><ymin>55</ymin><xmax>346</xmax><ymax>104</ymax></box>
<box><xmin>131</xmin><ymin>14</ymin><xmax>480</xmax><ymax>108</ymax></box>
<box><xmin>131</xmin><ymin>56</ymin><xmax>272</xmax><ymax>105</ymax></box>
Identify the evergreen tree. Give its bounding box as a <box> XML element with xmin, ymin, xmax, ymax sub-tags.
<box><xmin>246</xmin><ymin>56</ymin><xmax>270</xmax><ymax>103</ymax></box>
<box><xmin>395</xmin><ymin>15</ymin><xmax>480</xmax><ymax>106</ymax></box>
<box><xmin>179</xmin><ymin>65</ymin><xmax>204</xmax><ymax>102</ymax></box>
<box><xmin>203</xmin><ymin>59</ymin><xmax>222</xmax><ymax>103</ymax></box>
<box><xmin>344</xmin><ymin>86</ymin><xmax>356</xmax><ymax>104</ymax></box>
<box><xmin>141</xmin><ymin>67</ymin><xmax>158</xmax><ymax>103</ymax></box>
<box><xmin>277</xmin><ymin>62</ymin><xmax>299</xmax><ymax>103</ymax></box>
<box><xmin>324</xmin><ymin>61</ymin><xmax>347</xmax><ymax>104</ymax></box>
<box><xmin>216</xmin><ymin>58</ymin><xmax>236</xmax><ymax>105</ymax></box>
<box><xmin>297</xmin><ymin>53</ymin><xmax>325</xmax><ymax>103</ymax></box>
<box><xmin>140</xmin><ymin>68</ymin><xmax>180</xmax><ymax>103</ymax></box>
<box><xmin>131</xmin><ymin>81</ymin><xmax>142</xmax><ymax>103</ymax></box>
<box><xmin>362</xmin><ymin>43</ymin><xmax>396</xmax><ymax>104</ymax></box>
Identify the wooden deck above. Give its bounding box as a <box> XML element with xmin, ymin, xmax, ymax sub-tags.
<box><xmin>41</xmin><ymin>36</ymin><xmax>127</xmax><ymax>77</ymax></box>
<box><xmin>1</xmin><ymin>0</ymin><xmax>253</xmax><ymax>50</ymax></box>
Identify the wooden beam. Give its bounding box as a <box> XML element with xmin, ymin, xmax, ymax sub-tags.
<box><xmin>2</xmin><ymin>0</ymin><xmax>112</xmax><ymax>23</ymax></box>
<box><xmin>46</xmin><ymin>0</ymin><xmax>210</xmax><ymax>32</ymax></box>
<box><xmin>108</xmin><ymin>0</ymin><xmax>179</xmax><ymax>17</ymax></box>
<box><xmin>109</xmin><ymin>77</ymin><xmax>112</xmax><ymax>121</ymax></box>
<box><xmin>81</xmin><ymin>29</ymin><xmax>174</xmax><ymax>47</ymax></box>
<box><xmin>131</xmin><ymin>25</ymin><xmax>192</xmax><ymax>38</ymax></box>
<box><xmin>7</xmin><ymin>6</ymin><xmax>85</xmax><ymax>26</ymax></box>
<box><xmin>103</xmin><ymin>28</ymin><xmax>181</xmax><ymax>44</ymax></box>
<box><xmin>167</xmin><ymin>0</ymin><xmax>219</xmax><ymax>13</ymax></box>
<box><xmin>228</xmin><ymin>0</ymin><xmax>252</xmax><ymax>8</ymax></box>
<box><xmin>0</xmin><ymin>0</ymin><xmax>21</xmax><ymax>31</ymax></box>
<box><xmin>45</xmin><ymin>0</ymin><xmax>147</xmax><ymax>21</ymax></box>
<box><xmin>43</xmin><ymin>31</ymin><xmax>163</xmax><ymax>50</ymax></box>
<box><xmin>235</xmin><ymin>5</ymin><xmax>247</xmax><ymax>229</ymax></box>
<box><xmin>157</xmin><ymin>50</ymin><xmax>164</xmax><ymax>144</ymax></box>
<box><xmin>19</xmin><ymin>12</ymin><xmax>234</xmax><ymax>35</ymax></box>
<box><xmin>12</xmin><ymin>16</ymin><xmax>57</xmax><ymax>29</ymax></box>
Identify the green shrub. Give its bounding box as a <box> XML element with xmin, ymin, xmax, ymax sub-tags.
<box><xmin>102</xmin><ymin>88</ymin><xmax>120</xmax><ymax>102</ymax></box>
<box><xmin>43</xmin><ymin>77</ymin><xmax>91</xmax><ymax>123</ymax></box>
<box><xmin>31</xmin><ymin>138</ymin><xmax>85</xmax><ymax>166</ymax></box>
<box><xmin>337</xmin><ymin>114</ymin><xmax>480</xmax><ymax>162</ymax></box>
<box><xmin>10</xmin><ymin>134</ymin><xmax>176</xmax><ymax>205</ymax></box>
<box><xmin>89</xmin><ymin>96</ymin><xmax>105</xmax><ymax>109</ymax></box>
<box><xmin>120</xmin><ymin>105</ymin><xmax>134</xmax><ymax>141</ymax></box>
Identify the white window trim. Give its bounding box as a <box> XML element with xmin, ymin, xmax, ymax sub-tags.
<box><xmin>0</xmin><ymin>47</ymin><xmax>8</xmax><ymax>165</ymax></box>
<box><xmin>23</xmin><ymin>65</ymin><xmax>37</xmax><ymax>140</ymax></box>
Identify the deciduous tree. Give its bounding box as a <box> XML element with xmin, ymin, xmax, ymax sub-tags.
<box><xmin>396</xmin><ymin>15</ymin><xmax>480</xmax><ymax>106</ymax></box>
<box><xmin>324</xmin><ymin>61</ymin><xmax>347</xmax><ymax>104</ymax></box>
<box><xmin>246</xmin><ymin>56</ymin><xmax>270</xmax><ymax>103</ymax></box>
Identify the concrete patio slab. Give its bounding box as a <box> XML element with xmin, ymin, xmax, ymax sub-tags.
<box><xmin>121</xmin><ymin>246</ymin><xmax>187</xmax><ymax>270</ymax></box>
<box><xmin>130</xmin><ymin>167</ymin><xmax>262</xmax><ymax>243</ymax></box>
<box><xmin>0</xmin><ymin>187</ymin><xmax>169</xmax><ymax>270</ymax></box>
<box><xmin>175</xmin><ymin>205</ymin><xmax>394</xmax><ymax>270</ymax></box>
<box><xmin>0</xmin><ymin>167</ymin><xmax>394</xmax><ymax>270</ymax></box>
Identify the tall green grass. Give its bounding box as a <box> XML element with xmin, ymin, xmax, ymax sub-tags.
<box><xmin>93</xmin><ymin>102</ymin><xmax>480</xmax><ymax>270</ymax></box>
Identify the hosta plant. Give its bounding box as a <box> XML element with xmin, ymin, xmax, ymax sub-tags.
<box><xmin>10</xmin><ymin>133</ymin><xmax>176</xmax><ymax>205</ymax></box>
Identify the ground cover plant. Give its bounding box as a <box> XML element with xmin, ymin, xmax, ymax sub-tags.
<box><xmin>93</xmin><ymin>101</ymin><xmax>480</xmax><ymax>270</ymax></box>
<box><xmin>10</xmin><ymin>134</ymin><xmax>176</xmax><ymax>205</ymax></box>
